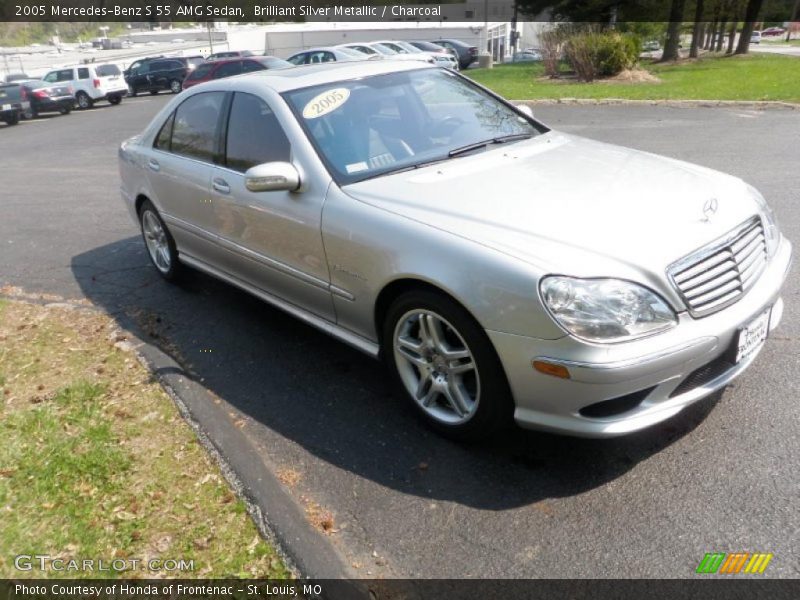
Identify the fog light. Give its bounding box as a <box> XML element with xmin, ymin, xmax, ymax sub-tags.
<box><xmin>532</xmin><ymin>360</ymin><xmax>571</xmax><ymax>379</ymax></box>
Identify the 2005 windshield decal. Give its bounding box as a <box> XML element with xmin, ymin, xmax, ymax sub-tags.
<box><xmin>302</xmin><ymin>88</ymin><xmax>350</xmax><ymax>119</ymax></box>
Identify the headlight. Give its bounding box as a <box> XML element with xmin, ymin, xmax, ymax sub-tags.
<box><xmin>540</xmin><ymin>277</ymin><xmax>677</xmax><ymax>343</ymax></box>
<box><xmin>748</xmin><ymin>185</ymin><xmax>779</xmax><ymax>257</ymax></box>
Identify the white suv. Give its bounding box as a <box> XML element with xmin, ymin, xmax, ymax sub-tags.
<box><xmin>42</xmin><ymin>64</ymin><xmax>128</xmax><ymax>109</ymax></box>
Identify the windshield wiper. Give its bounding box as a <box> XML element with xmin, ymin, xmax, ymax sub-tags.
<box><xmin>448</xmin><ymin>133</ymin><xmax>534</xmax><ymax>158</ymax></box>
<box><xmin>357</xmin><ymin>157</ymin><xmax>452</xmax><ymax>181</ymax></box>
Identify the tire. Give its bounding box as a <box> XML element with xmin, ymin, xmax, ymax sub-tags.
<box><xmin>59</xmin><ymin>105</ymin><xmax>71</xmax><ymax>115</ymax></box>
<box><xmin>108</xmin><ymin>95</ymin><xmax>122</xmax><ymax>105</ymax></box>
<box><xmin>150</xmin><ymin>89</ymin><xmax>159</xmax><ymax>96</ymax></box>
<box><xmin>382</xmin><ymin>290</ymin><xmax>513</xmax><ymax>441</ymax></box>
<box><xmin>169</xmin><ymin>79</ymin><xmax>182</xmax><ymax>94</ymax></box>
<box><xmin>4</xmin><ymin>112</ymin><xmax>20</xmax><ymax>125</ymax></box>
<box><xmin>138</xmin><ymin>200</ymin><xmax>182</xmax><ymax>282</ymax></box>
<box><xmin>76</xmin><ymin>91</ymin><xmax>93</xmax><ymax>109</ymax></box>
<box><xmin>128</xmin><ymin>85</ymin><xmax>137</xmax><ymax>97</ymax></box>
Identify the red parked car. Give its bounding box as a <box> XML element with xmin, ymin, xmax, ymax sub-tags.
<box><xmin>182</xmin><ymin>56</ymin><xmax>292</xmax><ymax>89</ymax></box>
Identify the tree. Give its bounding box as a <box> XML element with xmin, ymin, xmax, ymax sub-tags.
<box><xmin>789</xmin><ymin>0</ymin><xmax>800</xmax><ymax>42</ymax></box>
<box><xmin>660</xmin><ymin>0</ymin><xmax>687</xmax><ymax>61</ymax></box>
<box><xmin>735</xmin><ymin>0</ymin><xmax>765</xmax><ymax>53</ymax></box>
<box><xmin>690</xmin><ymin>0</ymin><xmax>705</xmax><ymax>57</ymax></box>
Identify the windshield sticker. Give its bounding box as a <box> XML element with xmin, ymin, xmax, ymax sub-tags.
<box><xmin>302</xmin><ymin>88</ymin><xmax>350</xmax><ymax>119</ymax></box>
<box><xmin>345</xmin><ymin>161</ymin><xmax>369</xmax><ymax>174</ymax></box>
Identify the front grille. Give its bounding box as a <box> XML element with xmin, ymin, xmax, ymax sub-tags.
<box><xmin>669</xmin><ymin>355</ymin><xmax>735</xmax><ymax>398</ymax></box>
<box><xmin>668</xmin><ymin>217</ymin><xmax>767</xmax><ymax>317</ymax></box>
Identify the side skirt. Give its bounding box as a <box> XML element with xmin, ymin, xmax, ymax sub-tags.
<box><xmin>178</xmin><ymin>253</ymin><xmax>380</xmax><ymax>359</ymax></box>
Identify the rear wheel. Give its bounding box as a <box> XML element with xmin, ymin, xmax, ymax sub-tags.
<box><xmin>3</xmin><ymin>112</ymin><xmax>20</xmax><ymax>125</ymax></box>
<box><xmin>383</xmin><ymin>290</ymin><xmax>513</xmax><ymax>441</ymax></box>
<box><xmin>108</xmin><ymin>95</ymin><xmax>122</xmax><ymax>105</ymax></box>
<box><xmin>169</xmin><ymin>79</ymin><xmax>182</xmax><ymax>94</ymax></box>
<box><xmin>76</xmin><ymin>91</ymin><xmax>93</xmax><ymax>109</ymax></box>
<box><xmin>138</xmin><ymin>200</ymin><xmax>182</xmax><ymax>281</ymax></box>
<box><xmin>58</xmin><ymin>105</ymin><xmax>71</xmax><ymax>115</ymax></box>
<box><xmin>150</xmin><ymin>89</ymin><xmax>159</xmax><ymax>96</ymax></box>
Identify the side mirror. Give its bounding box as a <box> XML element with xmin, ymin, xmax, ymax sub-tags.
<box><xmin>516</xmin><ymin>104</ymin><xmax>534</xmax><ymax>119</ymax></box>
<box><xmin>245</xmin><ymin>162</ymin><xmax>301</xmax><ymax>193</ymax></box>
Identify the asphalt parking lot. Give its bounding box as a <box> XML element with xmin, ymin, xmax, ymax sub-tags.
<box><xmin>1</xmin><ymin>96</ymin><xmax>798</xmax><ymax>578</ymax></box>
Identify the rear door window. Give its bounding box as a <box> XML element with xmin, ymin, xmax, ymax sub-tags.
<box><xmin>56</xmin><ymin>69</ymin><xmax>74</xmax><ymax>82</ymax></box>
<box><xmin>78</xmin><ymin>68</ymin><xmax>90</xmax><ymax>80</ymax></box>
<box><xmin>169</xmin><ymin>92</ymin><xmax>226</xmax><ymax>163</ymax></box>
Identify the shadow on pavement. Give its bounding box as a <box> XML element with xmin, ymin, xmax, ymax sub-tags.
<box><xmin>72</xmin><ymin>237</ymin><xmax>723</xmax><ymax>511</ymax></box>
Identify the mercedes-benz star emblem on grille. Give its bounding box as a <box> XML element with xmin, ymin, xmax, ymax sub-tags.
<box><xmin>702</xmin><ymin>198</ymin><xmax>719</xmax><ymax>222</ymax></box>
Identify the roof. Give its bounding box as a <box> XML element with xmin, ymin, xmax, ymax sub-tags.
<box><xmin>223</xmin><ymin>59</ymin><xmax>433</xmax><ymax>93</ymax></box>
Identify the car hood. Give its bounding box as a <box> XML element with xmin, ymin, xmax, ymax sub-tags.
<box><xmin>342</xmin><ymin>132</ymin><xmax>759</xmax><ymax>278</ymax></box>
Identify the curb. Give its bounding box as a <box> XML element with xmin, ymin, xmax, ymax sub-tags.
<box><xmin>513</xmin><ymin>98</ymin><xmax>800</xmax><ymax>109</ymax></box>
<box><xmin>130</xmin><ymin>336</ymin><xmax>353</xmax><ymax>580</ymax></box>
<box><xmin>1</xmin><ymin>293</ymin><xmax>354</xmax><ymax>585</ymax></box>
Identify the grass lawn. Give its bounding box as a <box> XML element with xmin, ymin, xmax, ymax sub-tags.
<box><xmin>0</xmin><ymin>299</ymin><xmax>289</xmax><ymax>579</ymax></box>
<box><xmin>466</xmin><ymin>53</ymin><xmax>800</xmax><ymax>103</ymax></box>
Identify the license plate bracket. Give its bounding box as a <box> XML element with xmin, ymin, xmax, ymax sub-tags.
<box><xmin>733</xmin><ymin>308</ymin><xmax>771</xmax><ymax>364</ymax></box>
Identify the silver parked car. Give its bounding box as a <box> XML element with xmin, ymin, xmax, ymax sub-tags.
<box><xmin>119</xmin><ymin>62</ymin><xmax>792</xmax><ymax>440</ymax></box>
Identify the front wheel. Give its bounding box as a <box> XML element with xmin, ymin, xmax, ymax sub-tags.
<box><xmin>169</xmin><ymin>79</ymin><xmax>182</xmax><ymax>94</ymax></box>
<box><xmin>128</xmin><ymin>85</ymin><xmax>137</xmax><ymax>97</ymax></box>
<box><xmin>59</xmin><ymin>105</ymin><xmax>71</xmax><ymax>115</ymax></box>
<box><xmin>383</xmin><ymin>290</ymin><xmax>513</xmax><ymax>441</ymax></box>
<box><xmin>3</xmin><ymin>112</ymin><xmax>20</xmax><ymax>125</ymax></box>
<box><xmin>108</xmin><ymin>95</ymin><xmax>122</xmax><ymax>105</ymax></box>
<box><xmin>139</xmin><ymin>200</ymin><xmax>182</xmax><ymax>281</ymax></box>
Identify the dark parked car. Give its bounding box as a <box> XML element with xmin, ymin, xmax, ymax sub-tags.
<box><xmin>3</xmin><ymin>73</ymin><xmax>30</xmax><ymax>83</ymax></box>
<box><xmin>207</xmin><ymin>50</ymin><xmax>254</xmax><ymax>60</ymax></box>
<box><xmin>124</xmin><ymin>55</ymin><xmax>204</xmax><ymax>96</ymax></box>
<box><xmin>183</xmin><ymin>56</ymin><xmax>292</xmax><ymax>89</ymax></box>
<box><xmin>432</xmin><ymin>39</ymin><xmax>478</xmax><ymax>69</ymax></box>
<box><xmin>19</xmin><ymin>81</ymin><xmax>74</xmax><ymax>118</ymax></box>
<box><xmin>0</xmin><ymin>82</ymin><xmax>27</xmax><ymax>125</ymax></box>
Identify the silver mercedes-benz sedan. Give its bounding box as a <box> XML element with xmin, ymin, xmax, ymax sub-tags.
<box><xmin>119</xmin><ymin>61</ymin><xmax>792</xmax><ymax>440</ymax></box>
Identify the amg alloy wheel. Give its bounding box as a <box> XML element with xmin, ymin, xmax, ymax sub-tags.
<box><xmin>384</xmin><ymin>290</ymin><xmax>513</xmax><ymax>440</ymax></box>
<box><xmin>394</xmin><ymin>309</ymin><xmax>480</xmax><ymax>425</ymax></box>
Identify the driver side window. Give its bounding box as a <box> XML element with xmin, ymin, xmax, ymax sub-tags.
<box><xmin>225</xmin><ymin>93</ymin><xmax>291</xmax><ymax>173</ymax></box>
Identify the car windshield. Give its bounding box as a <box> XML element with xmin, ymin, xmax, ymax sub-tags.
<box><xmin>394</xmin><ymin>41</ymin><xmax>421</xmax><ymax>53</ymax></box>
<box><xmin>371</xmin><ymin>44</ymin><xmax>397</xmax><ymax>56</ymax></box>
<box><xmin>412</xmin><ymin>41</ymin><xmax>444</xmax><ymax>52</ymax></box>
<box><xmin>283</xmin><ymin>68</ymin><xmax>545</xmax><ymax>185</ymax></box>
<box><xmin>260</xmin><ymin>57</ymin><xmax>293</xmax><ymax>69</ymax></box>
<box><xmin>339</xmin><ymin>47</ymin><xmax>368</xmax><ymax>58</ymax></box>
<box><xmin>186</xmin><ymin>63</ymin><xmax>214</xmax><ymax>80</ymax></box>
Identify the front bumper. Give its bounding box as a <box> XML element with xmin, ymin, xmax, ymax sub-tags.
<box><xmin>489</xmin><ymin>236</ymin><xmax>793</xmax><ymax>437</ymax></box>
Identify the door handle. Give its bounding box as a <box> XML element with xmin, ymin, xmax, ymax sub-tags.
<box><xmin>148</xmin><ymin>159</ymin><xmax>160</xmax><ymax>172</ymax></box>
<box><xmin>212</xmin><ymin>178</ymin><xmax>230</xmax><ymax>194</ymax></box>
